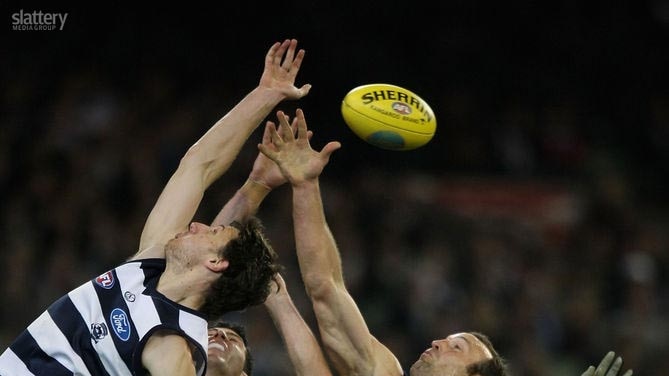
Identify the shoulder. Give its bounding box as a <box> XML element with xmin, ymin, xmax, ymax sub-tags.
<box><xmin>129</xmin><ymin>244</ymin><xmax>166</xmax><ymax>261</ymax></box>
<box><xmin>102</xmin><ymin>258</ymin><xmax>166</xmax><ymax>287</ymax></box>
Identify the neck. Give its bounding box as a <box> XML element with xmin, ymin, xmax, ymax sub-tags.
<box><xmin>156</xmin><ymin>267</ymin><xmax>211</xmax><ymax>310</ymax></box>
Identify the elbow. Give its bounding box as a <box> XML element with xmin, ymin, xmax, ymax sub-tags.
<box><xmin>304</xmin><ymin>275</ymin><xmax>340</xmax><ymax>302</ymax></box>
<box><xmin>180</xmin><ymin>144</ymin><xmax>203</xmax><ymax>168</ymax></box>
<box><xmin>304</xmin><ymin>276</ymin><xmax>346</xmax><ymax>302</ymax></box>
<box><xmin>178</xmin><ymin>145</ymin><xmax>215</xmax><ymax>181</ymax></box>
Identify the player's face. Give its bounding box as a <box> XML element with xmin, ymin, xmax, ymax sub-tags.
<box><xmin>206</xmin><ymin>327</ymin><xmax>247</xmax><ymax>376</ymax></box>
<box><xmin>409</xmin><ymin>332</ymin><xmax>493</xmax><ymax>376</ymax></box>
<box><xmin>166</xmin><ymin>222</ymin><xmax>239</xmax><ymax>265</ymax></box>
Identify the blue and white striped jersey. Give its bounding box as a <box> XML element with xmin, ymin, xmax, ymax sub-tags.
<box><xmin>0</xmin><ymin>258</ymin><xmax>208</xmax><ymax>375</ymax></box>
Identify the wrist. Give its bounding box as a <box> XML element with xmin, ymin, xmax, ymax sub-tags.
<box><xmin>291</xmin><ymin>178</ymin><xmax>319</xmax><ymax>190</ymax></box>
<box><xmin>252</xmin><ymin>86</ymin><xmax>285</xmax><ymax>104</ymax></box>
<box><xmin>238</xmin><ymin>179</ymin><xmax>272</xmax><ymax>208</ymax></box>
<box><xmin>263</xmin><ymin>290</ymin><xmax>289</xmax><ymax>307</ymax></box>
<box><xmin>246</xmin><ymin>178</ymin><xmax>272</xmax><ymax>192</ymax></box>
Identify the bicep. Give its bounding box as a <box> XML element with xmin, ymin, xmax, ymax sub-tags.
<box><xmin>142</xmin><ymin>332</ymin><xmax>196</xmax><ymax>376</ymax></box>
<box><xmin>135</xmin><ymin>159</ymin><xmax>206</xmax><ymax>259</ymax></box>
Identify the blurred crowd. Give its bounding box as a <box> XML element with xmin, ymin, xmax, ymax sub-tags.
<box><xmin>3</xmin><ymin>2</ymin><xmax>669</xmax><ymax>375</ymax></box>
<box><xmin>2</xmin><ymin>67</ymin><xmax>668</xmax><ymax>376</ymax></box>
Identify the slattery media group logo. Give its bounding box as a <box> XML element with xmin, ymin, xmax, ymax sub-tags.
<box><xmin>11</xmin><ymin>9</ymin><xmax>68</xmax><ymax>31</ymax></box>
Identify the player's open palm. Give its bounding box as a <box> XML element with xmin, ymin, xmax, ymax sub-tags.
<box><xmin>259</xmin><ymin>109</ymin><xmax>340</xmax><ymax>186</ymax></box>
<box><xmin>259</xmin><ymin>39</ymin><xmax>312</xmax><ymax>99</ymax></box>
<box><xmin>249</xmin><ymin>121</ymin><xmax>290</xmax><ymax>189</ymax></box>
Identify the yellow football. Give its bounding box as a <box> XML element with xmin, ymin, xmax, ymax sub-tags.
<box><xmin>341</xmin><ymin>83</ymin><xmax>437</xmax><ymax>151</ymax></box>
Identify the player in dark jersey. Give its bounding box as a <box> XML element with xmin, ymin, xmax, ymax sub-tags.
<box><xmin>0</xmin><ymin>38</ymin><xmax>310</xmax><ymax>376</ymax></box>
<box><xmin>258</xmin><ymin>109</ymin><xmax>634</xmax><ymax>376</ymax></box>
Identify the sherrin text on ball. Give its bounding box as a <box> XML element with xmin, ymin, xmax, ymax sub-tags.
<box><xmin>341</xmin><ymin>83</ymin><xmax>436</xmax><ymax>151</ymax></box>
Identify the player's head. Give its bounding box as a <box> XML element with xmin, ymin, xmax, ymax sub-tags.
<box><xmin>409</xmin><ymin>332</ymin><xmax>508</xmax><ymax>376</ymax></box>
<box><xmin>199</xmin><ymin>216</ymin><xmax>281</xmax><ymax>318</ymax></box>
<box><xmin>165</xmin><ymin>221</ymin><xmax>240</xmax><ymax>273</ymax></box>
<box><xmin>206</xmin><ymin>321</ymin><xmax>253</xmax><ymax>376</ymax></box>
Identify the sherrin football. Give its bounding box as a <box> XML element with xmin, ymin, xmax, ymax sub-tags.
<box><xmin>341</xmin><ymin>83</ymin><xmax>437</xmax><ymax>151</ymax></box>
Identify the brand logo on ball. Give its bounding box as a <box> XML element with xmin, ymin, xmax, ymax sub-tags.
<box><xmin>95</xmin><ymin>271</ymin><xmax>115</xmax><ymax>289</ymax></box>
<box><xmin>110</xmin><ymin>308</ymin><xmax>131</xmax><ymax>341</ymax></box>
<box><xmin>342</xmin><ymin>83</ymin><xmax>437</xmax><ymax>151</ymax></box>
<box><xmin>391</xmin><ymin>102</ymin><xmax>412</xmax><ymax>115</ymax></box>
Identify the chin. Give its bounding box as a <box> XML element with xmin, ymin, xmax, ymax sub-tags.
<box><xmin>409</xmin><ymin>360</ymin><xmax>427</xmax><ymax>373</ymax></box>
<box><xmin>164</xmin><ymin>238</ymin><xmax>177</xmax><ymax>254</ymax></box>
<box><xmin>410</xmin><ymin>361</ymin><xmax>445</xmax><ymax>376</ymax></box>
<box><xmin>163</xmin><ymin>241</ymin><xmax>192</xmax><ymax>271</ymax></box>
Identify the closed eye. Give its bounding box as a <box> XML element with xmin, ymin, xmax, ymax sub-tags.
<box><xmin>227</xmin><ymin>333</ymin><xmax>242</xmax><ymax>343</ymax></box>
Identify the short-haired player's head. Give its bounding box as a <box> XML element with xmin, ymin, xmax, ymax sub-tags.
<box><xmin>410</xmin><ymin>331</ymin><xmax>509</xmax><ymax>376</ymax></box>
<box><xmin>207</xmin><ymin>321</ymin><xmax>252</xmax><ymax>376</ymax></box>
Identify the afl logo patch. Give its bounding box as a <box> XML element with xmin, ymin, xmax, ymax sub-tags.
<box><xmin>110</xmin><ymin>308</ymin><xmax>131</xmax><ymax>341</ymax></box>
<box><xmin>392</xmin><ymin>102</ymin><xmax>412</xmax><ymax>115</ymax></box>
<box><xmin>95</xmin><ymin>271</ymin><xmax>115</xmax><ymax>289</ymax></box>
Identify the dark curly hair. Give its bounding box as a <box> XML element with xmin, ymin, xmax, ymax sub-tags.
<box><xmin>199</xmin><ymin>216</ymin><xmax>281</xmax><ymax>318</ymax></box>
<box><xmin>466</xmin><ymin>332</ymin><xmax>510</xmax><ymax>376</ymax></box>
<box><xmin>209</xmin><ymin>320</ymin><xmax>253</xmax><ymax>375</ymax></box>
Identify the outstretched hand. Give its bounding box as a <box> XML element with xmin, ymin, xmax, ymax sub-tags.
<box><xmin>258</xmin><ymin>109</ymin><xmax>340</xmax><ymax>186</ymax></box>
<box><xmin>260</xmin><ymin>39</ymin><xmax>311</xmax><ymax>100</ymax></box>
<box><xmin>263</xmin><ymin>273</ymin><xmax>291</xmax><ymax>310</ymax></box>
<box><xmin>581</xmin><ymin>351</ymin><xmax>633</xmax><ymax>376</ymax></box>
<box><xmin>249</xmin><ymin>116</ymin><xmax>315</xmax><ymax>190</ymax></box>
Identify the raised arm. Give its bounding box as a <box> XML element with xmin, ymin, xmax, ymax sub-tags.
<box><xmin>209</xmin><ymin>118</ymin><xmax>331</xmax><ymax>376</ymax></box>
<box><xmin>264</xmin><ymin>274</ymin><xmax>333</xmax><ymax>376</ymax></box>
<box><xmin>210</xmin><ymin>118</ymin><xmax>291</xmax><ymax>227</ymax></box>
<box><xmin>259</xmin><ymin>109</ymin><xmax>403</xmax><ymax>376</ymax></box>
<box><xmin>133</xmin><ymin>39</ymin><xmax>310</xmax><ymax>260</ymax></box>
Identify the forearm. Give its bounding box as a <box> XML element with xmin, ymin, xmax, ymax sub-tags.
<box><xmin>292</xmin><ymin>180</ymin><xmax>345</xmax><ymax>294</ymax></box>
<box><xmin>211</xmin><ymin>179</ymin><xmax>271</xmax><ymax>226</ymax></box>
<box><xmin>292</xmin><ymin>180</ymin><xmax>384</xmax><ymax>375</ymax></box>
<box><xmin>265</xmin><ymin>292</ymin><xmax>332</xmax><ymax>376</ymax></box>
<box><xmin>184</xmin><ymin>87</ymin><xmax>284</xmax><ymax>186</ymax></box>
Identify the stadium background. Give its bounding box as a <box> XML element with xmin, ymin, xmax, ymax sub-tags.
<box><xmin>2</xmin><ymin>2</ymin><xmax>668</xmax><ymax>375</ymax></box>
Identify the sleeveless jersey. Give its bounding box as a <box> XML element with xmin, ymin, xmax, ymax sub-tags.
<box><xmin>0</xmin><ymin>258</ymin><xmax>208</xmax><ymax>375</ymax></box>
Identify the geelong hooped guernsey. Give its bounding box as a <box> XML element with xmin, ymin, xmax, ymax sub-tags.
<box><xmin>0</xmin><ymin>258</ymin><xmax>208</xmax><ymax>375</ymax></box>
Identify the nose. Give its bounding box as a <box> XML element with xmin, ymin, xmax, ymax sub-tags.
<box><xmin>210</xmin><ymin>329</ymin><xmax>229</xmax><ymax>340</ymax></box>
<box><xmin>431</xmin><ymin>339</ymin><xmax>448</xmax><ymax>351</ymax></box>
<box><xmin>190</xmin><ymin>222</ymin><xmax>208</xmax><ymax>233</ymax></box>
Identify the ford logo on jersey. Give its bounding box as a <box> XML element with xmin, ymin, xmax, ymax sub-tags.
<box><xmin>110</xmin><ymin>308</ymin><xmax>131</xmax><ymax>341</ymax></box>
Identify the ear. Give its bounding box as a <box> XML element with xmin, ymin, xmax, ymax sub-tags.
<box><xmin>206</xmin><ymin>257</ymin><xmax>229</xmax><ymax>273</ymax></box>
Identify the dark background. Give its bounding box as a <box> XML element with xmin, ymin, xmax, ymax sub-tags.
<box><xmin>2</xmin><ymin>2</ymin><xmax>669</xmax><ymax>375</ymax></box>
